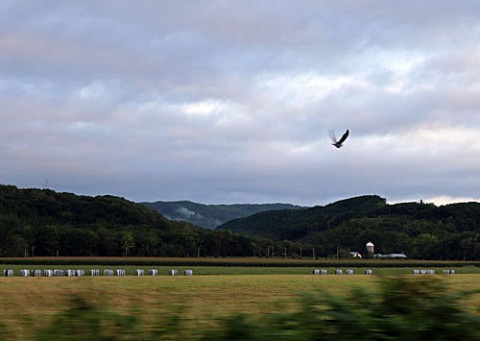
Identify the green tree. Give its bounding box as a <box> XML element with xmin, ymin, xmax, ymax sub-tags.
<box><xmin>121</xmin><ymin>231</ymin><xmax>135</xmax><ymax>257</ymax></box>
<box><xmin>412</xmin><ymin>233</ymin><xmax>439</xmax><ymax>259</ymax></box>
<box><xmin>97</xmin><ymin>227</ymin><xmax>120</xmax><ymax>256</ymax></box>
<box><xmin>35</xmin><ymin>225</ymin><xmax>60</xmax><ymax>256</ymax></box>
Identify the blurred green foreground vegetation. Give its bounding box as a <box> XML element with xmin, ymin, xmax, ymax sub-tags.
<box><xmin>2</xmin><ymin>276</ymin><xmax>477</xmax><ymax>340</ymax></box>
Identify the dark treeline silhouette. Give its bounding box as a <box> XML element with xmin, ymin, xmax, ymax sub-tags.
<box><xmin>0</xmin><ymin>185</ymin><xmax>284</xmax><ymax>258</ymax></box>
<box><xmin>218</xmin><ymin>195</ymin><xmax>480</xmax><ymax>260</ymax></box>
<box><xmin>3</xmin><ymin>185</ymin><xmax>480</xmax><ymax>260</ymax></box>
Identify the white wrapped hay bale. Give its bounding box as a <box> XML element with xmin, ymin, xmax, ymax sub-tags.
<box><xmin>19</xmin><ymin>269</ymin><xmax>30</xmax><ymax>277</ymax></box>
<box><xmin>53</xmin><ymin>269</ymin><xmax>65</xmax><ymax>277</ymax></box>
<box><xmin>413</xmin><ymin>269</ymin><xmax>420</xmax><ymax>275</ymax></box>
<box><xmin>449</xmin><ymin>269</ymin><xmax>456</xmax><ymax>274</ymax></box>
<box><xmin>335</xmin><ymin>269</ymin><xmax>343</xmax><ymax>275</ymax></box>
<box><xmin>33</xmin><ymin>269</ymin><xmax>42</xmax><ymax>277</ymax></box>
<box><xmin>75</xmin><ymin>270</ymin><xmax>85</xmax><ymax>277</ymax></box>
<box><xmin>184</xmin><ymin>269</ymin><xmax>193</xmax><ymax>276</ymax></box>
<box><xmin>90</xmin><ymin>269</ymin><xmax>100</xmax><ymax>276</ymax></box>
<box><xmin>346</xmin><ymin>269</ymin><xmax>354</xmax><ymax>275</ymax></box>
<box><xmin>312</xmin><ymin>269</ymin><xmax>328</xmax><ymax>275</ymax></box>
<box><xmin>116</xmin><ymin>269</ymin><xmax>126</xmax><ymax>276</ymax></box>
<box><xmin>134</xmin><ymin>269</ymin><xmax>144</xmax><ymax>276</ymax></box>
<box><xmin>3</xmin><ymin>269</ymin><xmax>14</xmax><ymax>277</ymax></box>
<box><xmin>43</xmin><ymin>270</ymin><xmax>53</xmax><ymax>277</ymax></box>
<box><xmin>364</xmin><ymin>269</ymin><xmax>373</xmax><ymax>275</ymax></box>
<box><xmin>65</xmin><ymin>269</ymin><xmax>76</xmax><ymax>277</ymax></box>
<box><xmin>104</xmin><ymin>269</ymin><xmax>114</xmax><ymax>276</ymax></box>
<box><xmin>168</xmin><ymin>269</ymin><xmax>178</xmax><ymax>276</ymax></box>
<box><xmin>148</xmin><ymin>269</ymin><xmax>158</xmax><ymax>276</ymax></box>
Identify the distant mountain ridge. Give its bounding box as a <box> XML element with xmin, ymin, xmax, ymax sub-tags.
<box><xmin>141</xmin><ymin>201</ymin><xmax>304</xmax><ymax>229</ymax></box>
<box><xmin>217</xmin><ymin>195</ymin><xmax>386</xmax><ymax>239</ymax></box>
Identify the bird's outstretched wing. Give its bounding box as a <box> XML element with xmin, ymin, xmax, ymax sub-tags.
<box><xmin>337</xmin><ymin>129</ymin><xmax>349</xmax><ymax>144</ymax></box>
<box><xmin>329</xmin><ymin>130</ymin><xmax>337</xmax><ymax>144</ymax></box>
<box><xmin>329</xmin><ymin>129</ymin><xmax>349</xmax><ymax>148</ymax></box>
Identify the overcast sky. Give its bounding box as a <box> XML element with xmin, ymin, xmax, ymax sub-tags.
<box><xmin>2</xmin><ymin>0</ymin><xmax>480</xmax><ymax>206</ymax></box>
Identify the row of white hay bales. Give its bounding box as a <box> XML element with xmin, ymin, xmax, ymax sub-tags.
<box><xmin>312</xmin><ymin>269</ymin><xmax>374</xmax><ymax>275</ymax></box>
<box><xmin>412</xmin><ymin>269</ymin><xmax>456</xmax><ymax>275</ymax></box>
<box><xmin>313</xmin><ymin>269</ymin><xmax>458</xmax><ymax>275</ymax></box>
<box><xmin>2</xmin><ymin>269</ymin><xmax>193</xmax><ymax>277</ymax></box>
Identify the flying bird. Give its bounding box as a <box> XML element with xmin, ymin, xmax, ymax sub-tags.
<box><xmin>330</xmin><ymin>129</ymin><xmax>349</xmax><ymax>148</ymax></box>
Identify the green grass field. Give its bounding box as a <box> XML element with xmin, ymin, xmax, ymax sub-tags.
<box><xmin>2</xmin><ymin>264</ymin><xmax>480</xmax><ymax>275</ymax></box>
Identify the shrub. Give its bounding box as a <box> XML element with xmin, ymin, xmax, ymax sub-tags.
<box><xmin>35</xmin><ymin>295</ymin><xmax>139</xmax><ymax>341</ymax></box>
<box><xmin>34</xmin><ymin>277</ymin><xmax>480</xmax><ymax>340</ymax></box>
<box><xmin>202</xmin><ymin>277</ymin><xmax>480</xmax><ymax>340</ymax></box>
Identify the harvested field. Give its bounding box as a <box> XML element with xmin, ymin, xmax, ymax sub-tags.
<box><xmin>1</xmin><ymin>273</ymin><xmax>480</xmax><ymax>340</ymax></box>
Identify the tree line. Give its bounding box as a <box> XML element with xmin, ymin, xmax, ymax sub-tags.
<box><xmin>3</xmin><ymin>186</ymin><xmax>480</xmax><ymax>260</ymax></box>
<box><xmin>219</xmin><ymin>195</ymin><xmax>480</xmax><ymax>260</ymax></box>
<box><xmin>0</xmin><ymin>185</ymin><xmax>284</xmax><ymax>258</ymax></box>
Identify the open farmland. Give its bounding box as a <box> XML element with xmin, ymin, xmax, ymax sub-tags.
<box><xmin>2</xmin><ymin>275</ymin><xmax>369</xmax><ymax>339</ymax></box>
<box><xmin>1</xmin><ymin>264</ymin><xmax>480</xmax><ymax>339</ymax></box>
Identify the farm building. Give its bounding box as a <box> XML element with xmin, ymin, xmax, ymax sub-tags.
<box><xmin>376</xmin><ymin>253</ymin><xmax>407</xmax><ymax>259</ymax></box>
<box><xmin>366</xmin><ymin>242</ymin><xmax>374</xmax><ymax>254</ymax></box>
<box><xmin>349</xmin><ymin>251</ymin><xmax>362</xmax><ymax>258</ymax></box>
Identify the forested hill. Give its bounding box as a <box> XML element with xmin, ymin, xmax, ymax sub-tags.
<box><xmin>4</xmin><ymin>185</ymin><xmax>480</xmax><ymax>260</ymax></box>
<box><xmin>217</xmin><ymin>195</ymin><xmax>480</xmax><ymax>260</ymax></box>
<box><xmin>0</xmin><ymin>185</ymin><xmax>269</xmax><ymax>257</ymax></box>
<box><xmin>217</xmin><ymin>195</ymin><xmax>387</xmax><ymax>239</ymax></box>
<box><xmin>142</xmin><ymin>200</ymin><xmax>303</xmax><ymax>229</ymax></box>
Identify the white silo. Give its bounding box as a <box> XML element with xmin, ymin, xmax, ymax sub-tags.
<box><xmin>366</xmin><ymin>242</ymin><xmax>374</xmax><ymax>254</ymax></box>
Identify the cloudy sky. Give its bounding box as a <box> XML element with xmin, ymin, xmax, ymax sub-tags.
<box><xmin>2</xmin><ymin>0</ymin><xmax>480</xmax><ymax>206</ymax></box>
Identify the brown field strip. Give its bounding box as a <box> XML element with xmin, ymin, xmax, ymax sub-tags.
<box><xmin>1</xmin><ymin>274</ymin><xmax>480</xmax><ymax>340</ymax></box>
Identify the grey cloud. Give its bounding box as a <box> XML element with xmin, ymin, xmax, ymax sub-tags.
<box><xmin>2</xmin><ymin>1</ymin><xmax>480</xmax><ymax>206</ymax></box>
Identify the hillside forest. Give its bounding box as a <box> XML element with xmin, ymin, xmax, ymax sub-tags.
<box><xmin>0</xmin><ymin>185</ymin><xmax>265</xmax><ymax>258</ymax></box>
<box><xmin>218</xmin><ymin>195</ymin><xmax>480</xmax><ymax>260</ymax></box>
<box><xmin>1</xmin><ymin>184</ymin><xmax>480</xmax><ymax>259</ymax></box>
<box><xmin>142</xmin><ymin>200</ymin><xmax>302</xmax><ymax>229</ymax></box>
